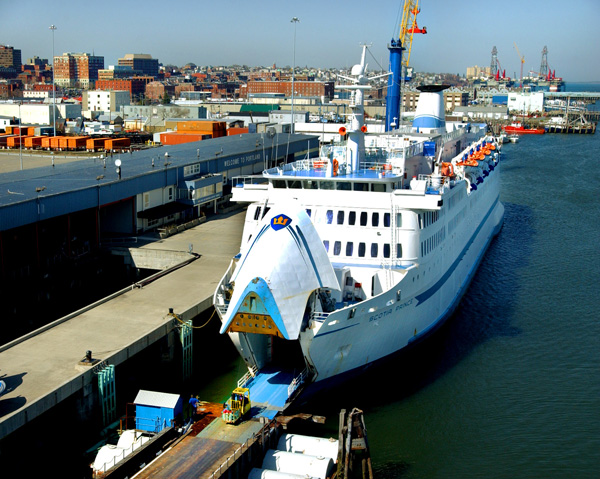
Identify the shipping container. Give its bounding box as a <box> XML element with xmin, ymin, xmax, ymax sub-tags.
<box><xmin>26</xmin><ymin>127</ymin><xmax>36</xmax><ymax>136</ymax></box>
<box><xmin>86</xmin><ymin>137</ymin><xmax>108</xmax><ymax>151</ymax></box>
<box><xmin>0</xmin><ymin>135</ymin><xmax>17</xmax><ymax>147</ymax></box>
<box><xmin>58</xmin><ymin>137</ymin><xmax>70</xmax><ymax>150</ymax></box>
<box><xmin>176</xmin><ymin>120</ymin><xmax>226</xmax><ymax>136</ymax></box>
<box><xmin>67</xmin><ymin>136</ymin><xmax>91</xmax><ymax>150</ymax></box>
<box><xmin>104</xmin><ymin>137</ymin><xmax>131</xmax><ymax>151</ymax></box>
<box><xmin>160</xmin><ymin>132</ymin><xmax>211</xmax><ymax>145</ymax></box>
<box><xmin>24</xmin><ymin>136</ymin><xmax>45</xmax><ymax>149</ymax></box>
<box><xmin>41</xmin><ymin>136</ymin><xmax>53</xmax><ymax>149</ymax></box>
<box><xmin>7</xmin><ymin>135</ymin><xmax>31</xmax><ymax>148</ymax></box>
<box><xmin>227</xmin><ymin>127</ymin><xmax>249</xmax><ymax>136</ymax></box>
<box><xmin>50</xmin><ymin>136</ymin><xmax>65</xmax><ymax>150</ymax></box>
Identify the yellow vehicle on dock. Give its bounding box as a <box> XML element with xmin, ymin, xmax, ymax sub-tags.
<box><xmin>221</xmin><ymin>387</ymin><xmax>251</xmax><ymax>424</ymax></box>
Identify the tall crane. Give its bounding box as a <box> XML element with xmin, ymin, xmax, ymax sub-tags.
<box><xmin>399</xmin><ymin>0</ymin><xmax>427</xmax><ymax>72</ymax></box>
<box><xmin>514</xmin><ymin>42</ymin><xmax>525</xmax><ymax>87</ymax></box>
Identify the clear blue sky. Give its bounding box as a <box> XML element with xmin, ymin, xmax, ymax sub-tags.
<box><xmin>2</xmin><ymin>0</ymin><xmax>599</xmax><ymax>81</ymax></box>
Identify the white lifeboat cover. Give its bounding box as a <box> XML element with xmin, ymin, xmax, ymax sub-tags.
<box><xmin>220</xmin><ymin>203</ymin><xmax>339</xmax><ymax>340</ymax></box>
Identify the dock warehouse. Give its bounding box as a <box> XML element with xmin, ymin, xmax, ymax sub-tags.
<box><xmin>0</xmin><ymin>133</ymin><xmax>317</xmax><ymax>282</ymax></box>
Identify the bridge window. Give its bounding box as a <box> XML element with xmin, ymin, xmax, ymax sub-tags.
<box><xmin>337</xmin><ymin>211</ymin><xmax>345</xmax><ymax>225</ymax></box>
<box><xmin>397</xmin><ymin>243</ymin><xmax>403</xmax><ymax>258</ymax></box>
<box><xmin>354</xmin><ymin>182</ymin><xmax>368</xmax><ymax>191</ymax></box>
<box><xmin>305</xmin><ymin>208</ymin><xmax>311</xmax><ymax>217</ymax></box>
<box><xmin>372</xmin><ymin>213</ymin><xmax>379</xmax><ymax>227</ymax></box>
<box><xmin>333</xmin><ymin>241</ymin><xmax>342</xmax><ymax>256</ymax></box>
<box><xmin>383</xmin><ymin>244</ymin><xmax>391</xmax><ymax>258</ymax></box>
<box><xmin>326</xmin><ymin>210</ymin><xmax>333</xmax><ymax>224</ymax></box>
<box><xmin>323</xmin><ymin>240</ymin><xmax>329</xmax><ymax>252</ymax></box>
<box><xmin>346</xmin><ymin>242</ymin><xmax>354</xmax><ymax>256</ymax></box>
<box><xmin>371</xmin><ymin>243</ymin><xmax>378</xmax><ymax>257</ymax></box>
<box><xmin>358</xmin><ymin>242</ymin><xmax>366</xmax><ymax>257</ymax></box>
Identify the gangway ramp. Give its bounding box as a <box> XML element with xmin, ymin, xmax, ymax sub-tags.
<box><xmin>245</xmin><ymin>368</ymin><xmax>303</xmax><ymax>420</ymax></box>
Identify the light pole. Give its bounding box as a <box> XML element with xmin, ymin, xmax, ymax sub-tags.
<box><xmin>290</xmin><ymin>17</ymin><xmax>299</xmax><ymax>134</ymax></box>
<box><xmin>49</xmin><ymin>24</ymin><xmax>57</xmax><ymax>137</ymax></box>
<box><xmin>18</xmin><ymin>101</ymin><xmax>22</xmax><ymax>170</ymax></box>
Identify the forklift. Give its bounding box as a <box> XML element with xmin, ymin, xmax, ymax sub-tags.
<box><xmin>221</xmin><ymin>387</ymin><xmax>251</xmax><ymax>424</ymax></box>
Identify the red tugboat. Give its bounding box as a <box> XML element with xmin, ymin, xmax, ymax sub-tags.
<box><xmin>502</xmin><ymin>122</ymin><xmax>545</xmax><ymax>134</ymax></box>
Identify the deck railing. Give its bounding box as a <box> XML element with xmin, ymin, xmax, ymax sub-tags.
<box><xmin>288</xmin><ymin>367</ymin><xmax>309</xmax><ymax>397</ymax></box>
<box><xmin>237</xmin><ymin>365</ymin><xmax>258</xmax><ymax>388</ymax></box>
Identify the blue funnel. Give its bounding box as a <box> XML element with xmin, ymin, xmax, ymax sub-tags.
<box><xmin>385</xmin><ymin>38</ymin><xmax>404</xmax><ymax>131</ymax></box>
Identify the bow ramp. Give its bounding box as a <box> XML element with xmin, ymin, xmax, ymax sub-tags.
<box><xmin>219</xmin><ymin>205</ymin><xmax>339</xmax><ymax>413</ymax></box>
<box><xmin>220</xmin><ymin>205</ymin><xmax>339</xmax><ymax>340</ymax></box>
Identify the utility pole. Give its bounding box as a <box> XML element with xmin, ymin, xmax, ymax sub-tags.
<box><xmin>49</xmin><ymin>25</ymin><xmax>57</xmax><ymax>137</ymax></box>
<box><xmin>290</xmin><ymin>17</ymin><xmax>299</xmax><ymax>134</ymax></box>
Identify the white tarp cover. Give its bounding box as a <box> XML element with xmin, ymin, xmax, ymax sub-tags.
<box><xmin>221</xmin><ymin>203</ymin><xmax>339</xmax><ymax>340</ymax></box>
<box><xmin>92</xmin><ymin>430</ymin><xmax>150</xmax><ymax>473</ymax></box>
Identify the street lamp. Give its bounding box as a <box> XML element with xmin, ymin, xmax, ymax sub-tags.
<box><xmin>290</xmin><ymin>17</ymin><xmax>299</xmax><ymax>134</ymax></box>
<box><xmin>49</xmin><ymin>24</ymin><xmax>57</xmax><ymax>137</ymax></box>
<box><xmin>18</xmin><ymin>101</ymin><xmax>22</xmax><ymax>170</ymax></box>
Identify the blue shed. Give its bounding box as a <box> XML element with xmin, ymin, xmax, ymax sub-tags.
<box><xmin>133</xmin><ymin>390</ymin><xmax>183</xmax><ymax>433</ymax></box>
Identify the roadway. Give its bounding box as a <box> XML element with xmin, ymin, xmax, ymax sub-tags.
<box><xmin>0</xmin><ymin>208</ymin><xmax>246</xmax><ymax>440</ymax></box>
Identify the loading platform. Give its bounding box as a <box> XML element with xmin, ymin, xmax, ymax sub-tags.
<box><xmin>0</xmin><ymin>210</ymin><xmax>246</xmax><ymax>441</ymax></box>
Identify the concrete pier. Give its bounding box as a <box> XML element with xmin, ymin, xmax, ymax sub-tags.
<box><xmin>0</xmin><ymin>209</ymin><xmax>246</xmax><ymax>441</ymax></box>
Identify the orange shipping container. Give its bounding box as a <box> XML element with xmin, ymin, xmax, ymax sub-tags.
<box><xmin>160</xmin><ymin>132</ymin><xmax>210</xmax><ymax>145</ymax></box>
<box><xmin>86</xmin><ymin>138</ymin><xmax>108</xmax><ymax>151</ymax></box>
<box><xmin>7</xmin><ymin>135</ymin><xmax>29</xmax><ymax>148</ymax></box>
<box><xmin>27</xmin><ymin>127</ymin><xmax>36</xmax><ymax>136</ymax></box>
<box><xmin>41</xmin><ymin>136</ymin><xmax>53</xmax><ymax>149</ymax></box>
<box><xmin>50</xmin><ymin>136</ymin><xmax>65</xmax><ymax>149</ymax></box>
<box><xmin>58</xmin><ymin>137</ymin><xmax>70</xmax><ymax>150</ymax></box>
<box><xmin>0</xmin><ymin>135</ymin><xmax>17</xmax><ymax>146</ymax></box>
<box><xmin>177</xmin><ymin>120</ymin><xmax>226</xmax><ymax>134</ymax></box>
<box><xmin>227</xmin><ymin>127</ymin><xmax>249</xmax><ymax>136</ymax></box>
<box><xmin>104</xmin><ymin>138</ymin><xmax>131</xmax><ymax>150</ymax></box>
<box><xmin>67</xmin><ymin>136</ymin><xmax>90</xmax><ymax>150</ymax></box>
<box><xmin>24</xmin><ymin>136</ymin><xmax>45</xmax><ymax>148</ymax></box>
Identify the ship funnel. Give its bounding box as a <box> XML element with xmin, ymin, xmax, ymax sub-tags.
<box><xmin>412</xmin><ymin>84</ymin><xmax>449</xmax><ymax>134</ymax></box>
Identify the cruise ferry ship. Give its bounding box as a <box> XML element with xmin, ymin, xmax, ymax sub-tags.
<box><xmin>213</xmin><ymin>47</ymin><xmax>504</xmax><ymax>411</ymax></box>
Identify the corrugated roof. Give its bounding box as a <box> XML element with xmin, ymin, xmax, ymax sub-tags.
<box><xmin>0</xmin><ymin>132</ymin><xmax>318</xmax><ymax>231</ymax></box>
<box><xmin>134</xmin><ymin>390</ymin><xmax>180</xmax><ymax>408</ymax></box>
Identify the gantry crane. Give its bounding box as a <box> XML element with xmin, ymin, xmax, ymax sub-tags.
<box><xmin>514</xmin><ymin>42</ymin><xmax>525</xmax><ymax>87</ymax></box>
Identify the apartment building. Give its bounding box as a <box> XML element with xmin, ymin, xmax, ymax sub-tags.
<box><xmin>54</xmin><ymin>52</ymin><xmax>104</xmax><ymax>89</ymax></box>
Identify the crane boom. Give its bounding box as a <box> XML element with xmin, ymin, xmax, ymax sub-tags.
<box><xmin>514</xmin><ymin>42</ymin><xmax>525</xmax><ymax>87</ymax></box>
<box><xmin>399</xmin><ymin>0</ymin><xmax>427</xmax><ymax>69</ymax></box>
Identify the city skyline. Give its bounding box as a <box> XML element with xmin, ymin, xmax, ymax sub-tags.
<box><xmin>2</xmin><ymin>0</ymin><xmax>600</xmax><ymax>81</ymax></box>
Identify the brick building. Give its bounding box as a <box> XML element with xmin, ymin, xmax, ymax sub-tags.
<box><xmin>244</xmin><ymin>80</ymin><xmax>334</xmax><ymax>101</ymax></box>
<box><xmin>0</xmin><ymin>45</ymin><xmax>21</xmax><ymax>69</ymax></box>
<box><xmin>95</xmin><ymin>77</ymin><xmax>153</xmax><ymax>101</ymax></box>
<box><xmin>145</xmin><ymin>81</ymin><xmax>176</xmax><ymax>101</ymax></box>
<box><xmin>54</xmin><ymin>52</ymin><xmax>104</xmax><ymax>89</ymax></box>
